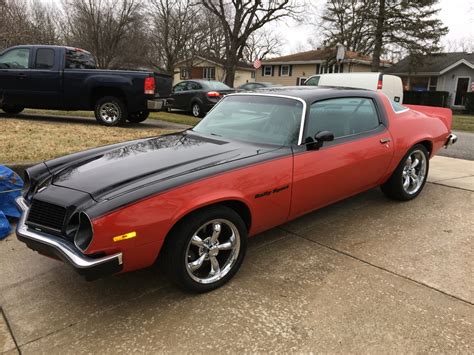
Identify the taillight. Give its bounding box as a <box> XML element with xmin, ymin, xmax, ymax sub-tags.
<box><xmin>377</xmin><ymin>74</ymin><xmax>383</xmax><ymax>90</ymax></box>
<box><xmin>144</xmin><ymin>77</ymin><xmax>155</xmax><ymax>95</ymax></box>
<box><xmin>207</xmin><ymin>91</ymin><xmax>221</xmax><ymax>97</ymax></box>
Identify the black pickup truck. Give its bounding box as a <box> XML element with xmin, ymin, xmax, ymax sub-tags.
<box><xmin>0</xmin><ymin>45</ymin><xmax>172</xmax><ymax>126</ymax></box>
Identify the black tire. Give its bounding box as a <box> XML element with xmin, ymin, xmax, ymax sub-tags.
<box><xmin>128</xmin><ymin>110</ymin><xmax>150</xmax><ymax>123</ymax></box>
<box><xmin>190</xmin><ymin>101</ymin><xmax>204</xmax><ymax>118</ymax></box>
<box><xmin>161</xmin><ymin>205</ymin><xmax>248</xmax><ymax>293</ymax></box>
<box><xmin>381</xmin><ymin>144</ymin><xmax>429</xmax><ymax>201</ymax></box>
<box><xmin>94</xmin><ymin>96</ymin><xmax>127</xmax><ymax>126</ymax></box>
<box><xmin>1</xmin><ymin>105</ymin><xmax>24</xmax><ymax>114</ymax></box>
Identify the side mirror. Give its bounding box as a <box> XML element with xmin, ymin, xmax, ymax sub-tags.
<box><xmin>311</xmin><ymin>130</ymin><xmax>334</xmax><ymax>150</ymax></box>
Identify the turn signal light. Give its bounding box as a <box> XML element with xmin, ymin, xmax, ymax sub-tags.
<box><xmin>144</xmin><ymin>77</ymin><xmax>155</xmax><ymax>95</ymax></box>
<box><xmin>113</xmin><ymin>231</ymin><xmax>137</xmax><ymax>242</ymax></box>
<box><xmin>207</xmin><ymin>91</ymin><xmax>221</xmax><ymax>97</ymax></box>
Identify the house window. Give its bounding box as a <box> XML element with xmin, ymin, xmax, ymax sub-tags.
<box><xmin>263</xmin><ymin>65</ymin><xmax>272</xmax><ymax>76</ymax></box>
<box><xmin>203</xmin><ymin>67</ymin><xmax>215</xmax><ymax>80</ymax></box>
<box><xmin>429</xmin><ymin>76</ymin><xmax>438</xmax><ymax>91</ymax></box>
<box><xmin>410</xmin><ymin>76</ymin><xmax>430</xmax><ymax>91</ymax></box>
<box><xmin>280</xmin><ymin>65</ymin><xmax>290</xmax><ymax>76</ymax></box>
<box><xmin>180</xmin><ymin>67</ymin><xmax>190</xmax><ymax>80</ymax></box>
<box><xmin>251</xmin><ymin>70</ymin><xmax>256</xmax><ymax>79</ymax></box>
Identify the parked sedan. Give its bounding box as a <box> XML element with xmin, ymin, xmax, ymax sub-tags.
<box><xmin>170</xmin><ymin>79</ymin><xmax>234</xmax><ymax>118</ymax></box>
<box><xmin>16</xmin><ymin>87</ymin><xmax>456</xmax><ymax>293</ymax></box>
<box><xmin>237</xmin><ymin>82</ymin><xmax>277</xmax><ymax>91</ymax></box>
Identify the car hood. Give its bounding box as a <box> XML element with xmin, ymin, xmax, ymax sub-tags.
<box><xmin>50</xmin><ymin>132</ymin><xmax>276</xmax><ymax>200</ymax></box>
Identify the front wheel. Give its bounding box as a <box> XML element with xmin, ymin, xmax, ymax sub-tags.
<box><xmin>94</xmin><ymin>96</ymin><xmax>127</xmax><ymax>126</ymax></box>
<box><xmin>162</xmin><ymin>206</ymin><xmax>247</xmax><ymax>293</ymax></box>
<box><xmin>190</xmin><ymin>102</ymin><xmax>204</xmax><ymax>118</ymax></box>
<box><xmin>381</xmin><ymin>144</ymin><xmax>429</xmax><ymax>201</ymax></box>
<box><xmin>1</xmin><ymin>105</ymin><xmax>24</xmax><ymax>114</ymax></box>
<box><xmin>128</xmin><ymin>110</ymin><xmax>150</xmax><ymax>123</ymax></box>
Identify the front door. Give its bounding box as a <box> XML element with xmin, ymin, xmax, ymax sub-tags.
<box><xmin>0</xmin><ymin>47</ymin><xmax>32</xmax><ymax>106</ymax></box>
<box><xmin>290</xmin><ymin>97</ymin><xmax>394</xmax><ymax>219</ymax></box>
<box><xmin>454</xmin><ymin>77</ymin><xmax>470</xmax><ymax>106</ymax></box>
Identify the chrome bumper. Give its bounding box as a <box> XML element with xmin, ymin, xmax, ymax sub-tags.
<box><xmin>445</xmin><ymin>133</ymin><xmax>458</xmax><ymax>148</ymax></box>
<box><xmin>15</xmin><ymin>197</ymin><xmax>122</xmax><ymax>280</ymax></box>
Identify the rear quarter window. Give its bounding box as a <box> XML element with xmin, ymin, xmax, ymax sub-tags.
<box><xmin>390</xmin><ymin>100</ymin><xmax>408</xmax><ymax>113</ymax></box>
<box><xmin>65</xmin><ymin>49</ymin><xmax>96</xmax><ymax>69</ymax></box>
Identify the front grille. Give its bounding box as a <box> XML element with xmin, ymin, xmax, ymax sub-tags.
<box><xmin>26</xmin><ymin>200</ymin><xmax>67</xmax><ymax>232</ymax></box>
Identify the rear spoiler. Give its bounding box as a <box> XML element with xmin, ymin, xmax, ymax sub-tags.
<box><xmin>404</xmin><ymin>105</ymin><xmax>452</xmax><ymax>131</ymax></box>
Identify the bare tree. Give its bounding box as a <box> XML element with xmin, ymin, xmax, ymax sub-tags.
<box><xmin>149</xmin><ymin>0</ymin><xmax>213</xmax><ymax>74</ymax></box>
<box><xmin>242</xmin><ymin>28</ymin><xmax>283</xmax><ymax>62</ymax></box>
<box><xmin>199</xmin><ymin>0</ymin><xmax>302</xmax><ymax>87</ymax></box>
<box><xmin>61</xmin><ymin>0</ymin><xmax>147</xmax><ymax>69</ymax></box>
<box><xmin>0</xmin><ymin>0</ymin><xmax>59</xmax><ymax>50</ymax></box>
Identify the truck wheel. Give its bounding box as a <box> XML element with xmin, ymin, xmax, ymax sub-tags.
<box><xmin>94</xmin><ymin>96</ymin><xmax>127</xmax><ymax>126</ymax></box>
<box><xmin>161</xmin><ymin>205</ymin><xmax>247</xmax><ymax>293</ymax></box>
<box><xmin>1</xmin><ymin>105</ymin><xmax>24</xmax><ymax>114</ymax></box>
<box><xmin>128</xmin><ymin>110</ymin><xmax>150</xmax><ymax>123</ymax></box>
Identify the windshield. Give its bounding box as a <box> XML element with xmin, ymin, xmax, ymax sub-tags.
<box><xmin>193</xmin><ymin>95</ymin><xmax>304</xmax><ymax>146</ymax></box>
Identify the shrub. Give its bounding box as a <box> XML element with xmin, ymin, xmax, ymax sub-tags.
<box><xmin>464</xmin><ymin>92</ymin><xmax>474</xmax><ymax>114</ymax></box>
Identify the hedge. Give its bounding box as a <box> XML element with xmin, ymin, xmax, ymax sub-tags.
<box><xmin>403</xmin><ymin>91</ymin><xmax>450</xmax><ymax>107</ymax></box>
<box><xmin>464</xmin><ymin>92</ymin><xmax>474</xmax><ymax>114</ymax></box>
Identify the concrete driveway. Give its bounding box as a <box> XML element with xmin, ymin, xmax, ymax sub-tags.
<box><xmin>0</xmin><ymin>156</ymin><xmax>472</xmax><ymax>354</ymax></box>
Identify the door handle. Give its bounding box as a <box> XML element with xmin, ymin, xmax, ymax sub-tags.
<box><xmin>17</xmin><ymin>73</ymin><xmax>27</xmax><ymax>79</ymax></box>
<box><xmin>380</xmin><ymin>138</ymin><xmax>391</xmax><ymax>144</ymax></box>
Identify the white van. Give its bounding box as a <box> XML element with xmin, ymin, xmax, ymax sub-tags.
<box><xmin>304</xmin><ymin>73</ymin><xmax>403</xmax><ymax>103</ymax></box>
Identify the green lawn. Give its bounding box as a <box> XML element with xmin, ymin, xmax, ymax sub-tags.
<box><xmin>452</xmin><ymin>115</ymin><xmax>474</xmax><ymax>133</ymax></box>
<box><xmin>24</xmin><ymin>109</ymin><xmax>200</xmax><ymax>127</ymax></box>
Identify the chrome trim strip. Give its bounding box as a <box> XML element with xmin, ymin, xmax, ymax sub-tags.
<box><xmin>214</xmin><ymin>93</ymin><xmax>308</xmax><ymax>145</ymax></box>
<box><xmin>15</xmin><ymin>197</ymin><xmax>122</xmax><ymax>268</ymax></box>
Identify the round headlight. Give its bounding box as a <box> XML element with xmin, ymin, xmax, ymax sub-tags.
<box><xmin>74</xmin><ymin>212</ymin><xmax>94</xmax><ymax>252</ymax></box>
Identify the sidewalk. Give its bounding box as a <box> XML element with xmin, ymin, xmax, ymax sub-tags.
<box><xmin>428</xmin><ymin>155</ymin><xmax>474</xmax><ymax>191</ymax></box>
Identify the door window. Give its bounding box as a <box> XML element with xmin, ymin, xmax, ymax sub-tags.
<box><xmin>187</xmin><ymin>81</ymin><xmax>202</xmax><ymax>90</ymax></box>
<box><xmin>174</xmin><ymin>82</ymin><xmax>188</xmax><ymax>92</ymax></box>
<box><xmin>305</xmin><ymin>76</ymin><xmax>320</xmax><ymax>86</ymax></box>
<box><xmin>0</xmin><ymin>48</ymin><xmax>30</xmax><ymax>69</ymax></box>
<box><xmin>35</xmin><ymin>48</ymin><xmax>55</xmax><ymax>69</ymax></box>
<box><xmin>306</xmin><ymin>98</ymin><xmax>380</xmax><ymax>141</ymax></box>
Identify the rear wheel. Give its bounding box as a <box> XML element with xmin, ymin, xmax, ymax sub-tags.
<box><xmin>162</xmin><ymin>206</ymin><xmax>247</xmax><ymax>293</ymax></box>
<box><xmin>128</xmin><ymin>110</ymin><xmax>150</xmax><ymax>123</ymax></box>
<box><xmin>94</xmin><ymin>96</ymin><xmax>127</xmax><ymax>126</ymax></box>
<box><xmin>1</xmin><ymin>105</ymin><xmax>24</xmax><ymax>114</ymax></box>
<box><xmin>381</xmin><ymin>144</ymin><xmax>429</xmax><ymax>201</ymax></box>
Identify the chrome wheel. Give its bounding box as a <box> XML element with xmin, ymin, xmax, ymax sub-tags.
<box><xmin>401</xmin><ymin>149</ymin><xmax>427</xmax><ymax>195</ymax></box>
<box><xmin>192</xmin><ymin>103</ymin><xmax>201</xmax><ymax>117</ymax></box>
<box><xmin>185</xmin><ymin>219</ymin><xmax>240</xmax><ymax>284</ymax></box>
<box><xmin>99</xmin><ymin>102</ymin><xmax>120</xmax><ymax>123</ymax></box>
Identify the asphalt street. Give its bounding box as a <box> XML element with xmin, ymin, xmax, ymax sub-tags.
<box><xmin>438</xmin><ymin>130</ymin><xmax>474</xmax><ymax>160</ymax></box>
